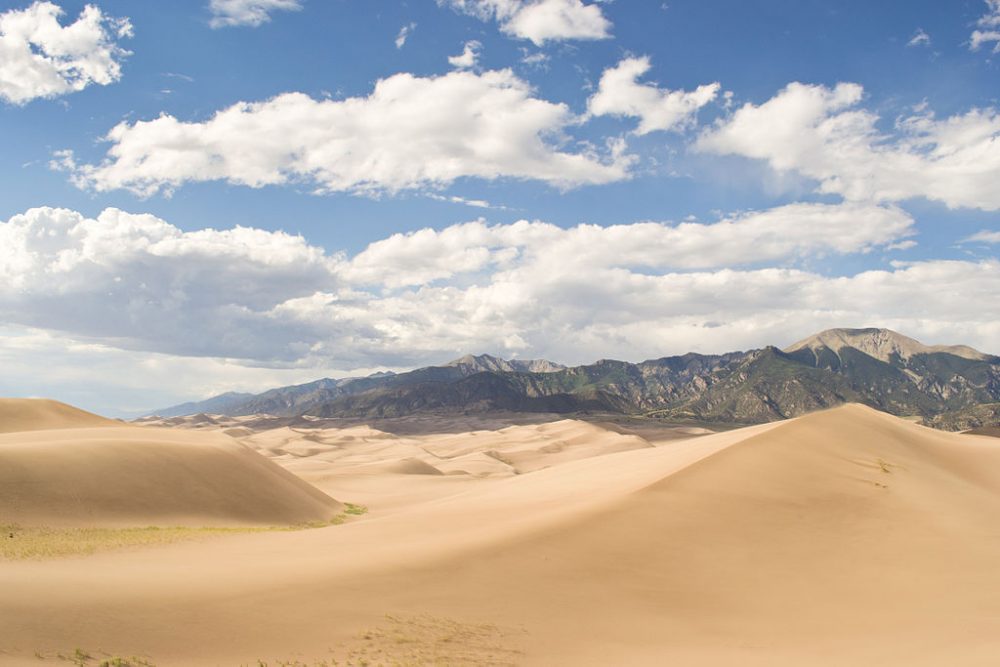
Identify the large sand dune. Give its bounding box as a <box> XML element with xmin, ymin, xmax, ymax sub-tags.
<box><xmin>0</xmin><ymin>398</ymin><xmax>119</xmax><ymax>433</ymax></box>
<box><xmin>0</xmin><ymin>400</ymin><xmax>340</xmax><ymax>527</ymax></box>
<box><xmin>3</xmin><ymin>404</ymin><xmax>1000</xmax><ymax>665</ymax></box>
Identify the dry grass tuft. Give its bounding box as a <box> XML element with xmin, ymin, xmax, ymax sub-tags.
<box><xmin>0</xmin><ymin>504</ymin><xmax>368</xmax><ymax>561</ymax></box>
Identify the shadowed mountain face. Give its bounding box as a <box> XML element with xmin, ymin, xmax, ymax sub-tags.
<box><xmin>152</xmin><ymin>329</ymin><xmax>1000</xmax><ymax>429</ymax></box>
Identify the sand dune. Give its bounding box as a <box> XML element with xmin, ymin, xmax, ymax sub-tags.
<box><xmin>0</xmin><ymin>408</ymin><xmax>340</xmax><ymax>527</ymax></box>
<box><xmin>4</xmin><ymin>404</ymin><xmax>1000</xmax><ymax>665</ymax></box>
<box><xmin>0</xmin><ymin>398</ymin><xmax>119</xmax><ymax>433</ymax></box>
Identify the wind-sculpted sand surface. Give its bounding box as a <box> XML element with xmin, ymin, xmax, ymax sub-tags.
<box><xmin>3</xmin><ymin>401</ymin><xmax>1000</xmax><ymax>665</ymax></box>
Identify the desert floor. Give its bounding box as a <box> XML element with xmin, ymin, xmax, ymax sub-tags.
<box><xmin>3</xmin><ymin>400</ymin><xmax>1000</xmax><ymax>665</ymax></box>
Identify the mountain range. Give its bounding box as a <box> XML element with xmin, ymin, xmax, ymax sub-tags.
<box><xmin>151</xmin><ymin>329</ymin><xmax>1000</xmax><ymax>430</ymax></box>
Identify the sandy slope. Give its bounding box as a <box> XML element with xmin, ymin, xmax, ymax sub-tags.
<box><xmin>0</xmin><ymin>401</ymin><xmax>340</xmax><ymax>527</ymax></box>
<box><xmin>3</xmin><ymin>405</ymin><xmax>1000</xmax><ymax>665</ymax></box>
<box><xmin>0</xmin><ymin>398</ymin><xmax>119</xmax><ymax>433</ymax></box>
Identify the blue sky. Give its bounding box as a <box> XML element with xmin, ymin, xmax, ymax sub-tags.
<box><xmin>1</xmin><ymin>0</ymin><xmax>999</xmax><ymax>415</ymax></box>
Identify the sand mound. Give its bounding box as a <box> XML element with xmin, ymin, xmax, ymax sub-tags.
<box><xmin>382</xmin><ymin>458</ymin><xmax>444</xmax><ymax>475</ymax></box>
<box><xmin>448</xmin><ymin>403</ymin><xmax>1000</xmax><ymax>664</ymax></box>
<box><xmin>0</xmin><ymin>398</ymin><xmax>118</xmax><ymax>434</ymax></box>
<box><xmin>0</xmin><ymin>425</ymin><xmax>340</xmax><ymax>527</ymax></box>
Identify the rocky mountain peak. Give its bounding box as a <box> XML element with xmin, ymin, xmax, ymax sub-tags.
<box><xmin>784</xmin><ymin>328</ymin><xmax>989</xmax><ymax>363</ymax></box>
<box><xmin>446</xmin><ymin>353</ymin><xmax>565</xmax><ymax>374</ymax></box>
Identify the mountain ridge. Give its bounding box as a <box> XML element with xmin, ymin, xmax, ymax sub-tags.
<box><xmin>149</xmin><ymin>328</ymin><xmax>1000</xmax><ymax>430</ymax></box>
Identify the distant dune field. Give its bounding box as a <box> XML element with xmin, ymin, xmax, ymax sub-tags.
<box><xmin>2</xmin><ymin>401</ymin><xmax>1000</xmax><ymax>665</ymax></box>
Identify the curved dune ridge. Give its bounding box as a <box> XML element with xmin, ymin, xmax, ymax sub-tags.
<box><xmin>4</xmin><ymin>404</ymin><xmax>1000</xmax><ymax>665</ymax></box>
<box><xmin>0</xmin><ymin>399</ymin><xmax>340</xmax><ymax>527</ymax></box>
<box><xmin>0</xmin><ymin>398</ymin><xmax>120</xmax><ymax>434</ymax></box>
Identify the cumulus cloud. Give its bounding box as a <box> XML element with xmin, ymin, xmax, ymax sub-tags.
<box><xmin>0</xmin><ymin>207</ymin><xmax>337</xmax><ymax>360</ymax></box>
<box><xmin>55</xmin><ymin>68</ymin><xmax>632</xmax><ymax>197</ymax></box>
<box><xmin>208</xmin><ymin>0</ymin><xmax>302</xmax><ymax>28</ymax></box>
<box><xmin>449</xmin><ymin>40</ymin><xmax>481</xmax><ymax>69</ymax></box>
<box><xmin>697</xmin><ymin>81</ymin><xmax>1000</xmax><ymax>211</ymax></box>
<box><xmin>0</xmin><ymin>1</ymin><xmax>132</xmax><ymax>105</ymax></box>
<box><xmin>0</xmin><ymin>202</ymin><xmax>927</xmax><ymax>369</ymax></box>
<box><xmin>971</xmin><ymin>0</ymin><xmax>1000</xmax><ymax>53</ymax></box>
<box><xmin>441</xmin><ymin>0</ymin><xmax>611</xmax><ymax>45</ymax></box>
<box><xmin>587</xmin><ymin>56</ymin><xmax>720</xmax><ymax>134</ymax></box>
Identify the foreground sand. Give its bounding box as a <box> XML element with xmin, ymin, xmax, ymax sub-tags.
<box><xmin>3</xmin><ymin>403</ymin><xmax>1000</xmax><ymax>665</ymax></box>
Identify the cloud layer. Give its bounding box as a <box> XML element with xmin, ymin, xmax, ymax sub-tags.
<box><xmin>441</xmin><ymin>0</ymin><xmax>611</xmax><ymax>45</ymax></box>
<box><xmin>697</xmin><ymin>82</ymin><xmax>1000</xmax><ymax>211</ymax></box>
<box><xmin>57</xmin><ymin>68</ymin><xmax>632</xmax><ymax>197</ymax></box>
<box><xmin>1</xmin><ymin>203</ymin><xmax>960</xmax><ymax>371</ymax></box>
<box><xmin>0</xmin><ymin>1</ymin><xmax>131</xmax><ymax>105</ymax></box>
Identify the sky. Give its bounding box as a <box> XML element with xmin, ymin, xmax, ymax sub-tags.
<box><xmin>1</xmin><ymin>0</ymin><xmax>999</xmax><ymax>416</ymax></box>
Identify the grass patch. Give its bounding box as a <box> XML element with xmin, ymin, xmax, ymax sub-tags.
<box><xmin>0</xmin><ymin>524</ymin><xmax>267</xmax><ymax>561</ymax></box>
<box><xmin>253</xmin><ymin>613</ymin><xmax>524</xmax><ymax>667</ymax></box>
<box><xmin>30</xmin><ymin>647</ymin><xmax>156</xmax><ymax>666</ymax></box>
<box><xmin>343</xmin><ymin>503</ymin><xmax>368</xmax><ymax>516</ymax></box>
<box><xmin>1</xmin><ymin>504</ymin><xmax>369</xmax><ymax>561</ymax></box>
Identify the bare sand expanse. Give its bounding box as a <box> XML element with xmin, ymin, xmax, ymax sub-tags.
<box><xmin>137</xmin><ymin>411</ymin><xmax>710</xmax><ymax>513</ymax></box>
<box><xmin>3</xmin><ymin>402</ymin><xmax>1000</xmax><ymax>665</ymax></box>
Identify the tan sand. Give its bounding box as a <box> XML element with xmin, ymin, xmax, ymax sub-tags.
<box><xmin>2</xmin><ymin>404</ymin><xmax>1000</xmax><ymax>665</ymax></box>
<box><xmin>0</xmin><ymin>409</ymin><xmax>340</xmax><ymax>527</ymax></box>
<box><xmin>0</xmin><ymin>398</ymin><xmax>119</xmax><ymax>433</ymax></box>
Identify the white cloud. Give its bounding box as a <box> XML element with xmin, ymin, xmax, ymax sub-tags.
<box><xmin>964</xmin><ymin>230</ymin><xmax>1000</xmax><ymax>244</ymax></box>
<box><xmin>587</xmin><ymin>56</ymin><xmax>720</xmax><ymax>134</ymax></box>
<box><xmin>0</xmin><ymin>207</ymin><xmax>338</xmax><ymax>360</ymax></box>
<box><xmin>208</xmin><ymin>0</ymin><xmax>302</xmax><ymax>28</ymax></box>
<box><xmin>697</xmin><ymin>81</ymin><xmax>1000</xmax><ymax>211</ymax></box>
<box><xmin>427</xmin><ymin>193</ymin><xmax>497</xmax><ymax>209</ymax></box>
<box><xmin>520</xmin><ymin>50</ymin><xmax>549</xmax><ymax>67</ymax></box>
<box><xmin>341</xmin><ymin>202</ymin><xmax>914</xmax><ymax>289</ymax></box>
<box><xmin>395</xmin><ymin>22</ymin><xmax>416</xmax><ymax>49</ymax></box>
<box><xmin>56</xmin><ymin>68</ymin><xmax>632</xmax><ymax>197</ymax></box>
<box><xmin>907</xmin><ymin>28</ymin><xmax>930</xmax><ymax>47</ymax></box>
<box><xmin>441</xmin><ymin>0</ymin><xmax>611</xmax><ymax>45</ymax></box>
<box><xmin>0</xmin><ymin>202</ymin><xmax>919</xmax><ymax>369</ymax></box>
<box><xmin>971</xmin><ymin>0</ymin><xmax>1000</xmax><ymax>53</ymax></box>
<box><xmin>448</xmin><ymin>40</ymin><xmax>481</xmax><ymax>69</ymax></box>
<box><xmin>0</xmin><ymin>1</ymin><xmax>132</xmax><ymax>105</ymax></box>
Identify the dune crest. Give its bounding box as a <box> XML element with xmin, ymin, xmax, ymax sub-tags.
<box><xmin>0</xmin><ymin>398</ymin><xmax>119</xmax><ymax>434</ymax></box>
